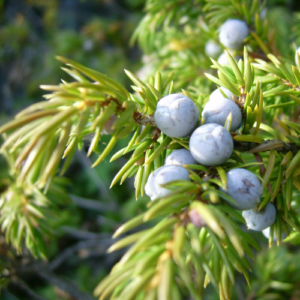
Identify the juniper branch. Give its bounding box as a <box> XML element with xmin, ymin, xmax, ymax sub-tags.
<box><xmin>19</xmin><ymin>263</ymin><xmax>95</xmax><ymax>300</ymax></box>
<box><xmin>234</xmin><ymin>139</ymin><xmax>300</xmax><ymax>155</ymax></box>
<box><xmin>10</xmin><ymin>280</ymin><xmax>46</xmax><ymax>300</ymax></box>
<box><xmin>49</xmin><ymin>239</ymin><xmax>113</xmax><ymax>270</ymax></box>
<box><xmin>133</xmin><ymin>112</ymin><xmax>156</xmax><ymax>126</ymax></box>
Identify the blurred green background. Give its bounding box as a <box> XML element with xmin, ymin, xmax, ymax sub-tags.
<box><xmin>1</xmin><ymin>0</ymin><xmax>300</xmax><ymax>299</ymax></box>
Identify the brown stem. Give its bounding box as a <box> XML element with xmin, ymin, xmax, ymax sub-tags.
<box><xmin>234</xmin><ymin>139</ymin><xmax>300</xmax><ymax>155</ymax></box>
<box><xmin>9</xmin><ymin>279</ymin><xmax>47</xmax><ymax>300</ymax></box>
<box><xmin>133</xmin><ymin>111</ymin><xmax>156</xmax><ymax>126</ymax></box>
<box><xmin>253</xmin><ymin>153</ymin><xmax>273</xmax><ymax>197</ymax></box>
<box><xmin>18</xmin><ymin>263</ymin><xmax>95</xmax><ymax>300</ymax></box>
<box><xmin>280</xmin><ymin>78</ymin><xmax>300</xmax><ymax>91</ymax></box>
<box><xmin>248</xmin><ymin>52</ymin><xmax>270</xmax><ymax>62</ymax></box>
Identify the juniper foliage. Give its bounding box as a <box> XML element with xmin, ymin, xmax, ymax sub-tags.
<box><xmin>1</xmin><ymin>0</ymin><xmax>300</xmax><ymax>299</ymax></box>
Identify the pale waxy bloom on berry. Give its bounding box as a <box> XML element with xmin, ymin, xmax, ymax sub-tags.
<box><xmin>189</xmin><ymin>123</ymin><xmax>233</xmax><ymax>166</ymax></box>
<box><xmin>242</xmin><ymin>203</ymin><xmax>276</xmax><ymax>231</ymax></box>
<box><xmin>219</xmin><ymin>19</ymin><xmax>250</xmax><ymax>50</ymax></box>
<box><xmin>154</xmin><ymin>94</ymin><xmax>199</xmax><ymax>138</ymax></box>
<box><xmin>145</xmin><ymin>165</ymin><xmax>191</xmax><ymax>201</ymax></box>
<box><xmin>221</xmin><ymin>168</ymin><xmax>263</xmax><ymax>210</ymax></box>
<box><xmin>165</xmin><ymin>149</ymin><xmax>197</xmax><ymax>167</ymax></box>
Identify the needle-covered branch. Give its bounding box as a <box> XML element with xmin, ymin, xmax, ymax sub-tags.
<box><xmin>2</xmin><ymin>1</ymin><xmax>300</xmax><ymax>299</ymax></box>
